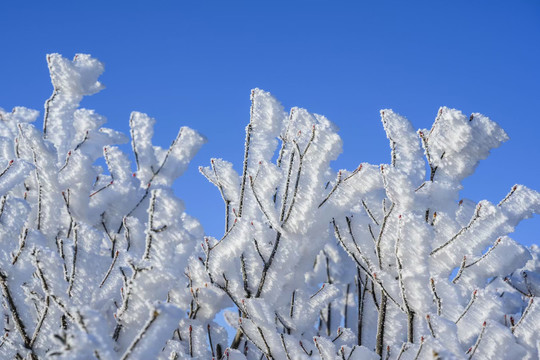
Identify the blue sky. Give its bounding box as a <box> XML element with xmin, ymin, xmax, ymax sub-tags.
<box><xmin>1</xmin><ymin>1</ymin><xmax>539</xmax><ymax>246</ymax></box>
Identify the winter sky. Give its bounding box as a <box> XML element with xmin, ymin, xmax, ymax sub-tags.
<box><xmin>1</xmin><ymin>0</ymin><xmax>539</xmax><ymax>246</ymax></box>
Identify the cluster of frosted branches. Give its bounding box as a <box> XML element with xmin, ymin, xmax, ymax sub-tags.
<box><xmin>0</xmin><ymin>54</ymin><xmax>206</xmax><ymax>359</ymax></box>
<box><xmin>0</xmin><ymin>54</ymin><xmax>539</xmax><ymax>359</ymax></box>
<box><xmin>198</xmin><ymin>91</ymin><xmax>540</xmax><ymax>359</ymax></box>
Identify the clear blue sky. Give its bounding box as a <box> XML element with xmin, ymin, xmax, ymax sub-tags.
<box><xmin>1</xmin><ymin>1</ymin><xmax>539</xmax><ymax>246</ymax></box>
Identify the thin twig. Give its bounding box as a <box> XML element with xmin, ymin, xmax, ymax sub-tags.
<box><xmin>318</xmin><ymin>171</ymin><xmax>342</xmax><ymax>208</ymax></box>
<box><xmin>61</xmin><ymin>190</ymin><xmax>74</xmax><ymax>239</ymax></box>
<box><xmin>210</xmin><ymin>159</ymin><xmax>232</xmax><ymax>232</ymax></box>
<box><xmin>280</xmin><ymin>333</ymin><xmax>292</xmax><ymax>360</ymax></box>
<box><xmin>426</xmin><ymin>314</ymin><xmax>435</xmax><ymax>338</ymax></box>
<box><xmin>240</xmin><ymin>253</ymin><xmax>251</xmax><ymax>298</ymax></box>
<box><xmin>375</xmin><ymin>203</ymin><xmax>395</xmax><ymax>268</ymax></box>
<box><xmin>375</xmin><ymin>292</ymin><xmax>387</xmax><ymax>357</ymax></box>
<box><xmin>511</xmin><ymin>298</ymin><xmax>534</xmax><ymax>333</ymax></box>
<box><xmin>12</xmin><ymin>228</ymin><xmax>29</xmax><ymax>265</ymax></box>
<box><xmin>100</xmin><ymin>250</ymin><xmax>119</xmax><ymax>288</ymax></box>
<box><xmin>430</xmin><ymin>278</ymin><xmax>442</xmax><ymax>316</ymax></box>
<box><xmin>249</xmin><ymin>176</ymin><xmax>280</xmax><ymax>231</ymax></box>
<box><xmin>456</xmin><ymin>290</ymin><xmax>478</xmax><ymax>324</ymax></box>
<box><xmin>257</xmin><ymin>327</ymin><xmax>274</xmax><ymax>360</ymax></box>
<box><xmin>30</xmin><ymin>252</ymin><xmax>50</xmax><ymax>347</ymax></box>
<box><xmin>143</xmin><ymin>190</ymin><xmax>158</xmax><ymax>260</ymax></box>
<box><xmin>344</xmin><ymin>283</ymin><xmax>350</xmax><ymax>329</ymax></box>
<box><xmin>278</xmin><ymin>150</ymin><xmax>296</xmax><ymax>222</ymax></box>
<box><xmin>0</xmin><ymin>270</ymin><xmax>38</xmax><ymax>360</ymax></box>
<box><xmin>42</xmin><ymin>54</ymin><xmax>58</xmax><ymax>138</ymax></box>
<box><xmin>237</xmin><ymin>91</ymin><xmax>255</xmax><ymax>218</ymax></box>
<box><xmin>396</xmin><ymin>342</ymin><xmax>409</xmax><ymax>360</ymax></box>
<box><xmin>431</xmin><ymin>204</ymin><xmax>482</xmax><ymax>256</ymax></box>
<box><xmin>467</xmin><ymin>322</ymin><xmax>486</xmax><ymax>359</ymax></box>
<box><xmin>333</xmin><ymin>218</ymin><xmax>404</xmax><ymax>312</ymax></box>
<box><xmin>413</xmin><ymin>337</ymin><xmax>425</xmax><ymax>360</ymax></box>
<box><xmin>453</xmin><ymin>238</ymin><xmax>502</xmax><ymax>283</ymax></box>
<box><xmin>120</xmin><ymin>309</ymin><xmax>160</xmax><ymax>360</ymax></box>
<box><xmin>0</xmin><ymin>194</ymin><xmax>7</xmax><ymax>221</ymax></box>
<box><xmin>207</xmin><ymin>324</ymin><xmax>215</xmax><ymax>358</ymax></box>
<box><xmin>396</xmin><ymin>216</ymin><xmax>414</xmax><ymax>342</ymax></box>
<box><xmin>498</xmin><ymin>185</ymin><xmax>518</xmax><ymax>207</ymax></box>
<box><xmin>362</xmin><ymin>199</ymin><xmax>379</xmax><ymax>226</ymax></box>
<box><xmin>89</xmin><ymin>181</ymin><xmax>114</xmax><ymax>197</ymax></box>
<box><xmin>282</xmin><ymin>127</ymin><xmax>316</xmax><ymax>225</ymax></box>
<box><xmin>129</xmin><ymin>113</ymin><xmax>141</xmax><ymax>171</ymax></box>
<box><xmin>116</xmin><ymin>128</ymin><xmax>185</xmax><ymax>233</ymax></box>
<box><xmin>255</xmin><ymin>231</ymin><xmax>282</xmax><ymax>298</ymax></box>
<box><xmin>299</xmin><ymin>341</ymin><xmax>313</xmax><ymax>356</ymax></box>
<box><xmin>0</xmin><ymin>160</ymin><xmax>14</xmax><ymax>179</ymax></box>
<box><xmin>67</xmin><ymin>226</ymin><xmax>79</xmax><ymax>297</ymax></box>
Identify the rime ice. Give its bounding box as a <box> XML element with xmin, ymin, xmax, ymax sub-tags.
<box><xmin>0</xmin><ymin>54</ymin><xmax>539</xmax><ymax>359</ymax></box>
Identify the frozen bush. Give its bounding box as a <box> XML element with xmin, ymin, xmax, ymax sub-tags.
<box><xmin>0</xmin><ymin>54</ymin><xmax>538</xmax><ymax>359</ymax></box>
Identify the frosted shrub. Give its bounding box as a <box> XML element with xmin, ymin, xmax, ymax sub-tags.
<box><xmin>0</xmin><ymin>54</ymin><xmax>538</xmax><ymax>359</ymax></box>
<box><xmin>0</xmin><ymin>54</ymin><xmax>205</xmax><ymax>359</ymax></box>
<box><xmin>198</xmin><ymin>93</ymin><xmax>540</xmax><ymax>359</ymax></box>
<box><xmin>326</xmin><ymin>109</ymin><xmax>540</xmax><ymax>359</ymax></box>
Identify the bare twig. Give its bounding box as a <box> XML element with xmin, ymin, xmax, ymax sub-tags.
<box><xmin>120</xmin><ymin>309</ymin><xmax>160</xmax><ymax>360</ymax></box>
<box><xmin>237</xmin><ymin>91</ymin><xmax>256</xmax><ymax>218</ymax></box>
<box><xmin>413</xmin><ymin>337</ymin><xmax>425</xmax><ymax>360</ymax></box>
<box><xmin>240</xmin><ymin>253</ymin><xmax>251</xmax><ymax>298</ymax></box>
<box><xmin>456</xmin><ymin>290</ymin><xmax>478</xmax><ymax>324</ymax></box>
<box><xmin>54</xmin><ymin>235</ymin><xmax>69</xmax><ymax>282</ymax></box>
<box><xmin>0</xmin><ymin>160</ymin><xmax>14</xmax><ymax>179</ymax></box>
<box><xmin>318</xmin><ymin>171</ymin><xmax>342</xmax><ymax>208</ymax></box>
<box><xmin>129</xmin><ymin>113</ymin><xmax>141</xmax><ymax>171</ymax></box>
<box><xmin>453</xmin><ymin>238</ymin><xmax>502</xmax><ymax>283</ymax></box>
<box><xmin>30</xmin><ymin>252</ymin><xmax>51</xmax><ymax>347</ymax></box>
<box><xmin>357</xmin><ymin>272</ymin><xmax>368</xmax><ymax>346</ymax></box>
<box><xmin>210</xmin><ymin>159</ymin><xmax>232</xmax><ymax>232</ymax></box>
<box><xmin>333</xmin><ymin>218</ymin><xmax>404</xmax><ymax>312</ymax></box>
<box><xmin>396</xmin><ymin>217</ymin><xmax>414</xmax><ymax>342</ymax></box>
<box><xmin>101</xmin><ymin>212</ymin><xmax>116</xmax><ymax>258</ymax></box>
<box><xmin>100</xmin><ymin>250</ymin><xmax>119</xmax><ymax>288</ymax></box>
<box><xmin>467</xmin><ymin>322</ymin><xmax>486</xmax><ymax>359</ymax></box>
<box><xmin>116</xmin><ymin>128</ymin><xmax>185</xmax><ymax>233</ymax></box>
<box><xmin>498</xmin><ymin>185</ymin><xmax>518</xmax><ymax>207</ymax></box>
<box><xmin>67</xmin><ymin>226</ymin><xmax>79</xmax><ymax>297</ymax></box>
<box><xmin>11</xmin><ymin>228</ymin><xmax>29</xmax><ymax>265</ymax></box>
<box><xmin>511</xmin><ymin>298</ymin><xmax>534</xmax><ymax>333</ymax></box>
<box><xmin>89</xmin><ymin>180</ymin><xmax>114</xmax><ymax>197</ymax></box>
<box><xmin>207</xmin><ymin>324</ymin><xmax>216</xmax><ymax>358</ymax></box>
<box><xmin>249</xmin><ymin>176</ymin><xmax>280</xmax><ymax>231</ymax></box>
<box><xmin>361</xmin><ymin>199</ymin><xmax>379</xmax><ymax>226</ymax></box>
<box><xmin>299</xmin><ymin>341</ymin><xmax>313</xmax><ymax>356</ymax></box>
<box><xmin>257</xmin><ymin>327</ymin><xmax>274</xmax><ymax>360</ymax></box>
<box><xmin>278</xmin><ymin>150</ymin><xmax>296</xmax><ymax>222</ymax></box>
<box><xmin>426</xmin><ymin>314</ymin><xmax>435</xmax><ymax>338</ymax></box>
<box><xmin>0</xmin><ymin>269</ymin><xmax>38</xmax><ymax>360</ymax></box>
<box><xmin>431</xmin><ymin>203</ymin><xmax>482</xmax><ymax>256</ymax></box>
<box><xmin>282</xmin><ymin>127</ymin><xmax>316</xmax><ymax>225</ymax></box>
<box><xmin>375</xmin><ymin>292</ymin><xmax>387</xmax><ymax>357</ymax></box>
<box><xmin>344</xmin><ymin>283</ymin><xmax>350</xmax><ymax>329</ymax></box>
<box><xmin>430</xmin><ymin>278</ymin><xmax>442</xmax><ymax>316</ymax></box>
<box><xmin>396</xmin><ymin>342</ymin><xmax>410</xmax><ymax>360</ymax></box>
<box><xmin>143</xmin><ymin>190</ymin><xmax>158</xmax><ymax>260</ymax></box>
<box><xmin>375</xmin><ymin>203</ymin><xmax>395</xmax><ymax>268</ymax></box>
<box><xmin>280</xmin><ymin>333</ymin><xmax>292</xmax><ymax>360</ymax></box>
<box><xmin>0</xmin><ymin>194</ymin><xmax>7</xmax><ymax>221</ymax></box>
